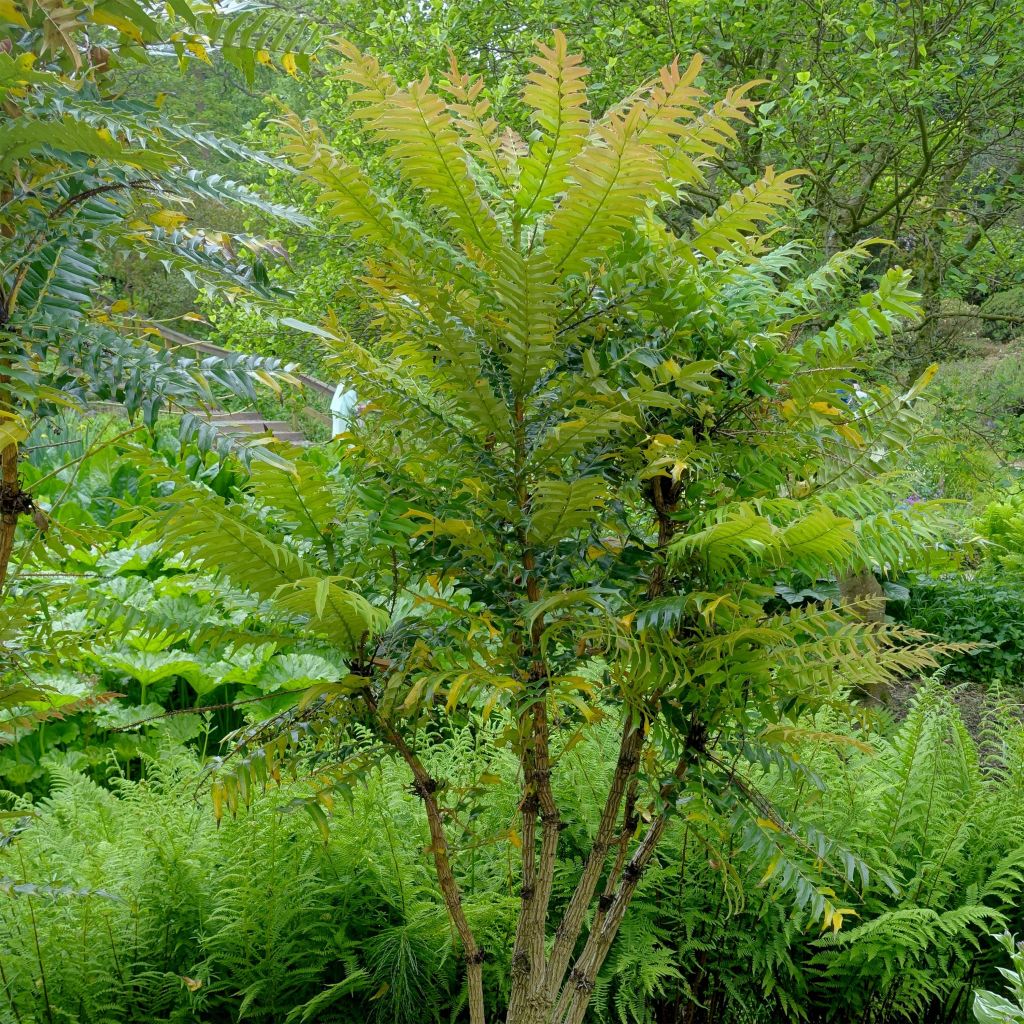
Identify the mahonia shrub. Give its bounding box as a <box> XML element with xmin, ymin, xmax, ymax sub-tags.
<box><xmin>131</xmin><ymin>35</ymin><xmax>958</xmax><ymax>1024</ymax></box>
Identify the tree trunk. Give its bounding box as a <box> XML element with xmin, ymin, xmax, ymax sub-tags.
<box><xmin>838</xmin><ymin>566</ymin><xmax>889</xmax><ymax>704</ymax></box>
<box><xmin>906</xmin><ymin>156</ymin><xmax>969</xmax><ymax>371</ymax></box>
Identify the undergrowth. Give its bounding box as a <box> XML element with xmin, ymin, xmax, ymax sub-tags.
<box><xmin>1</xmin><ymin>685</ymin><xmax>1023</xmax><ymax>1023</ymax></box>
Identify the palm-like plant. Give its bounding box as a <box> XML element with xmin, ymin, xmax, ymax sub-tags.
<box><xmin>137</xmin><ymin>35</ymin><xmax>959</xmax><ymax>1024</ymax></box>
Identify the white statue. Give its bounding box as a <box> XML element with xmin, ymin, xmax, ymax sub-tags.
<box><xmin>330</xmin><ymin>381</ymin><xmax>359</xmax><ymax>437</ymax></box>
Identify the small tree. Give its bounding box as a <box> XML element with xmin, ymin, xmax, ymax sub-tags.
<box><xmin>154</xmin><ymin>36</ymin><xmax>955</xmax><ymax>1024</ymax></box>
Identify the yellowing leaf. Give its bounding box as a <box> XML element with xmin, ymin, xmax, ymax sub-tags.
<box><xmin>761</xmin><ymin>725</ymin><xmax>874</xmax><ymax>754</ymax></box>
<box><xmin>400</xmin><ymin>676</ymin><xmax>426</xmax><ymax>711</ymax></box>
<box><xmin>507</xmin><ymin>829</ymin><xmax>522</xmax><ymax>849</ymax></box>
<box><xmin>917</xmin><ymin>362</ymin><xmax>938</xmax><ymax>389</ymax></box>
<box><xmin>185</xmin><ymin>39</ymin><xmax>211</xmax><ymax>64</ymax></box>
<box><xmin>0</xmin><ymin>419</ymin><xmax>28</xmax><ymax>451</ymax></box>
<box><xmin>445</xmin><ymin>673</ymin><xmax>468</xmax><ymax>712</ymax></box>
<box><xmin>481</xmin><ymin>689</ymin><xmax>501</xmax><ymax>721</ymax></box>
<box><xmin>903</xmin><ymin>361</ymin><xmax>939</xmax><ymax>401</ymax></box>
<box><xmin>758</xmin><ymin>856</ymin><xmax>781</xmax><ymax>885</ymax></box>
<box><xmin>211</xmin><ymin>780</ymin><xmax>224</xmax><ymax>823</ymax></box>
<box><xmin>110</xmin><ymin>298</ymin><xmax>132</xmax><ymax>313</ymax></box>
<box><xmin>823</xmin><ymin>906</ymin><xmax>858</xmax><ymax>933</ymax></box>
<box><xmin>254</xmin><ymin>368</ymin><xmax>283</xmax><ymax>396</ymax></box>
<box><xmin>809</xmin><ymin>401</ymin><xmax>843</xmax><ymax>417</ymax></box>
<box><xmin>92</xmin><ymin>8</ymin><xmax>143</xmax><ymax>42</ymax></box>
<box><xmin>282</xmin><ymin>51</ymin><xmax>298</xmax><ymax>76</ymax></box>
<box><xmin>835</xmin><ymin>423</ymin><xmax>864</xmax><ymax>448</ymax></box>
<box><xmin>151</xmin><ymin>209</ymin><xmax>188</xmax><ymax>229</ymax></box>
<box><xmin>256</xmin><ymin>48</ymin><xmax>273</xmax><ymax>66</ymax></box>
<box><xmin>0</xmin><ymin>0</ymin><xmax>29</xmax><ymax>27</ymax></box>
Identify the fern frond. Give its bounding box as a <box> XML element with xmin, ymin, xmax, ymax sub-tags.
<box><xmin>632</xmin><ymin>53</ymin><xmax>706</xmax><ymax>149</ymax></box>
<box><xmin>337</xmin><ymin>44</ymin><xmax>504</xmax><ymax>255</ymax></box>
<box><xmin>490</xmin><ymin>249</ymin><xmax>558</xmax><ymax>395</ymax></box>
<box><xmin>272</xmin><ymin>578</ymin><xmax>388</xmax><ymax>652</ymax></box>
<box><xmin>661</xmin><ymin>80</ymin><xmax>758</xmax><ymax>184</ymax></box>
<box><xmin>794</xmin><ymin>268</ymin><xmax>921</xmax><ymax>366</ymax></box>
<box><xmin>249</xmin><ymin>459</ymin><xmax>339</xmax><ymax>546</ymax></box>
<box><xmin>442</xmin><ymin>54</ymin><xmax>513</xmax><ymax>189</ymax></box>
<box><xmin>145</xmin><ymin>480</ymin><xmax>319</xmax><ymax>598</ymax></box>
<box><xmin>545</xmin><ymin>110</ymin><xmax>665</xmax><ymax>275</ymax></box>
<box><xmin>527</xmin><ymin>477</ymin><xmax>607</xmax><ymax>546</ymax></box>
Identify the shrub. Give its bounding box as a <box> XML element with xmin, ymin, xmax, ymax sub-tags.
<box><xmin>897</xmin><ymin>574</ymin><xmax>1024</xmax><ymax>682</ymax></box>
<box><xmin>911</xmin><ymin>438</ymin><xmax>1004</xmax><ymax>501</ymax></box>
<box><xmin>0</xmin><ymin>744</ymin><xmax>513</xmax><ymax>1024</ymax></box>
<box><xmin>927</xmin><ymin>348</ymin><xmax>1024</xmax><ymax>461</ymax></box>
<box><xmin>946</xmin><ymin>226</ymin><xmax>1024</xmax><ymax>305</ymax></box>
<box><xmin>3</xmin><ymin>689</ymin><xmax>1024</xmax><ymax>1024</ymax></box>
<box><xmin>980</xmin><ymin>287</ymin><xmax>1024</xmax><ymax>343</ymax></box>
<box><xmin>975</xmin><ymin>493</ymin><xmax>1024</xmax><ymax>572</ymax></box>
<box><xmin>636</xmin><ymin>683</ymin><xmax>1024</xmax><ymax>1023</ymax></box>
<box><xmin>933</xmin><ymin>298</ymin><xmax>991</xmax><ymax>357</ymax></box>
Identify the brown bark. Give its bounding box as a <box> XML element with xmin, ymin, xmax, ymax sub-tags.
<box><xmin>838</xmin><ymin>567</ymin><xmax>889</xmax><ymax>705</ymax></box>
<box><xmin>369</xmin><ymin>700</ymin><xmax>486</xmax><ymax>1024</ymax></box>
<box><xmin>0</xmin><ymin>438</ymin><xmax>20</xmax><ymax>593</ymax></box>
<box><xmin>512</xmin><ymin>476</ymin><xmax>684</xmax><ymax>1024</ymax></box>
<box><xmin>550</xmin><ymin>746</ymin><xmax>696</xmax><ymax>1024</ymax></box>
<box><xmin>542</xmin><ymin>719</ymin><xmax>644</xmax><ymax>1007</ymax></box>
<box><xmin>505</xmin><ymin>387</ymin><xmax>567</xmax><ymax>1024</ymax></box>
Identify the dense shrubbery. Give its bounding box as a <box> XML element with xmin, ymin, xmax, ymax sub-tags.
<box><xmin>895</xmin><ymin>494</ymin><xmax>1024</xmax><ymax>683</ymax></box>
<box><xmin>898</xmin><ymin>576</ymin><xmax>1024</xmax><ymax>683</ymax></box>
<box><xmin>979</xmin><ymin>289</ymin><xmax>1024</xmax><ymax>345</ymax></box>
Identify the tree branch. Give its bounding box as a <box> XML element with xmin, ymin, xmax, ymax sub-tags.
<box><xmin>368</xmin><ymin>694</ymin><xmax>486</xmax><ymax>1024</ymax></box>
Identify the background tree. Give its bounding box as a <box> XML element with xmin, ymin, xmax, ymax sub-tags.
<box><xmin>183</xmin><ymin>0</ymin><xmax>1024</xmax><ymax>373</ymax></box>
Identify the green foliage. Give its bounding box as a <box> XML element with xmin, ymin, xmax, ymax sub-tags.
<box><xmin>974</xmin><ymin>933</ymin><xmax>1024</xmax><ymax>1024</ymax></box>
<box><xmin>975</xmin><ymin>493</ymin><xmax>1024</xmax><ymax>573</ymax></box>
<box><xmin>2</xmin><ymin>689</ymin><xmax>1023</xmax><ymax>1023</ymax></box>
<box><xmin>3</xmin><ymin>8</ymin><xmax>1019</xmax><ymax>1024</ymax></box>
<box><xmin>0</xmin><ymin>749</ymin><xmax>483</xmax><ymax>1023</ymax></box>
<box><xmin>121</xmin><ymin>35</ymin><xmax>966</xmax><ymax>1024</ymax></box>
<box><xmin>0</xmin><ymin>0</ymin><xmax>316</xmax><ymax>480</ymax></box>
<box><xmin>947</xmin><ymin>226</ymin><xmax>1024</xmax><ymax>303</ymax></box>
<box><xmin>897</xmin><ymin>575</ymin><xmax>1024</xmax><ymax>683</ymax></box>
<box><xmin>980</xmin><ymin>289</ymin><xmax>1024</xmax><ymax>344</ymax></box>
<box><xmin>924</xmin><ymin>350</ymin><xmax>1024</xmax><ymax>471</ymax></box>
<box><xmin>0</xmin><ymin>417</ymin><xmax>356</xmax><ymax>788</ymax></box>
<box><xmin>613</xmin><ymin>684</ymin><xmax>1024</xmax><ymax>1023</ymax></box>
